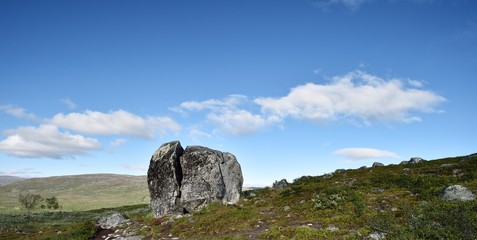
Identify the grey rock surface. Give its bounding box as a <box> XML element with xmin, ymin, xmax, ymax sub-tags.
<box><xmin>409</xmin><ymin>157</ymin><xmax>426</xmax><ymax>164</ymax></box>
<box><xmin>147</xmin><ymin>141</ymin><xmax>184</xmax><ymax>217</ymax></box>
<box><xmin>272</xmin><ymin>179</ymin><xmax>289</xmax><ymax>189</ymax></box>
<box><xmin>99</xmin><ymin>213</ymin><xmax>126</xmax><ymax>229</ymax></box>
<box><xmin>441</xmin><ymin>185</ymin><xmax>476</xmax><ymax>201</ymax></box>
<box><xmin>147</xmin><ymin>141</ymin><xmax>243</xmax><ymax>217</ymax></box>
<box><xmin>372</xmin><ymin>162</ymin><xmax>384</xmax><ymax>168</ymax></box>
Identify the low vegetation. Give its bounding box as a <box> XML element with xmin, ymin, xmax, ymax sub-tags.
<box><xmin>1</xmin><ymin>154</ymin><xmax>476</xmax><ymax>239</ymax></box>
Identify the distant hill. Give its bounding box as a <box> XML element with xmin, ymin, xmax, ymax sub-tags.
<box><xmin>0</xmin><ymin>174</ymin><xmax>149</xmax><ymax>212</ymax></box>
<box><xmin>0</xmin><ymin>176</ymin><xmax>26</xmax><ymax>186</ymax></box>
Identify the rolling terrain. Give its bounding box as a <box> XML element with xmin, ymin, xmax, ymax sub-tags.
<box><xmin>1</xmin><ymin>153</ymin><xmax>476</xmax><ymax>239</ymax></box>
<box><xmin>0</xmin><ymin>174</ymin><xmax>149</xmax><ymax>212</ymax></box>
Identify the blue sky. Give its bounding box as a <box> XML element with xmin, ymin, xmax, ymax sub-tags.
<box><xmin>1</xmin><ymin>0</ymin><xmax>476</xmax><ymax>186</ymax></box>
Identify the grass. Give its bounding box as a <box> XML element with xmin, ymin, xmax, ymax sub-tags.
<box><xmin>0</xmin><ymin>174</ymin><xmax>149</xmax><ymax>212</ymax></box>
<box><xmin>1</xmin><ymin>153</ymin><xmax>476</xmax><ymax>239</ymax></box>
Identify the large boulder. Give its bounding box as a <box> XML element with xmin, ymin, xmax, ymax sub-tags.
<box><xmin>147</xmin><ymin>141</ymin><xmax>183</xmax><ymax>217</ymax></box>
<box><xmin>441</xmin><ymin>185</ymin><xmax>476</xmax><ymax>201</ymax></box>
<box><xmin>147</xmin><ymin>141</ymin><xmax>243</xmax><ymax>217</ymax></box>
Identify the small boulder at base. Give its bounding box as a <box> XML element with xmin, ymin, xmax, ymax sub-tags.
<box><xmin>98</xmin><ymin>213</ymin><xmax>126</xmax><ymax>229</ymax></box>
<box><xmin>441</xmin><ymin>185</ymin><xmax>476</xmax><ymax>201</ymax></box>
<box><xmin>147</xmin><ymin>141</ymin><xmax>243</xmax><ymax>217</ymax></box>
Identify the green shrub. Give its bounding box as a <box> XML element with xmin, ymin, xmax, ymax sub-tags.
<box><xmin>312</xmin><ymin>193</ymin><xmax>345</xmax><ymax>210</ymax></box>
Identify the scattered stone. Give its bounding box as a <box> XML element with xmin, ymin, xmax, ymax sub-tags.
<box><xmin>117</xmin><ymin>236</ymin><xmax>144</xmax><ymax>240</ymax></box>
<box><xmin>299</xmin><ymin>200</ymin><xmax>305</xmax><ymax>204</ymax></box>
<box><xmin>368</xmin><ymin>232</ymin><xmax>386</xmax><ymax>240</ymax></box>
<box><xmin>409</xmin><ymin>157</ymin><xmax>426</xmax><ymax>164</ymax></box>
<box><xmin>441</xmin><ymin>185</ymin><xmax>476</xmax><ymax>201</ymax></box>
<box><xmin>272</xmin><ymin>179</ymin><xmax>289</xmax><ymax>189</ymax></box>
<box><xmin>99</xmin><ymin>213</ymin><xmax>126</xmax><ymax>229</ymax></box>
<box><xmin>440</xmin><ymin>163</ymin><xmax>457</xmax><ymax>168</ymax></box>
<box><xmin>462</xmin><ymin>153</ymin><xmax>477</xmax><ymax>161</ymax></box>
<box><xmin>372</xmin><ymin>162</ymin><xmax>384</xmax><ymax>168</ymax></box>
<box><xmin>283</xmin><ymin>206</ymin><xmax>290</xmax><ymax>211</ymax></box>
<box><xmin>347</xmin><ymin>179</ymin><xmax>356</xmax><ymax>186</ymax></box>
<box><xmin>323</xmin><ymin>173</ymin><xmax>334</xmax><ymax>179</ymax></box>
<box><xmin>326</xmin><ymin>225</ymin><xmax>339</xmax><ymax>231</ymax></box>
<box><xmin>147</xmin><ymin>141</ymin><xmax>243</xmax><ymax>217</ymax></box>
<box><xmin>452</xmin><ymin>169</ymin><xmax>462</xmax><ymax>175</ymax></box>
<box><xmin>249</xmin><ymin>192</ymin><xmax>256</xmax><ymax>197</ymax></box>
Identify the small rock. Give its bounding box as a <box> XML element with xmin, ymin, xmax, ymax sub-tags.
<box><xmin>409</xmin><ymin>157</ymin><xmax>425</xmax><ymax>164</ymax></box>
<box><xmin>249</xmin><ymin>192</ymin><xmax>256</xmax><ymax>197</ymax></box>
<box><xmin>299</xmin><ymin>200</ymin><xmax>305</xmax><ymax>204</ymax></box>
<box><xmin>99</xmin><ymin>213</ymin><xmax>126</xmax><ymax>229</ymax></box>
<box><xmin>441</xmin><ymin>185</ymin><xmax>476</xmax><ymax>201</ymax></box>
<box><xmin>283</xmin><ymin>206</ymin><xmax>290</xmax><ymax>211</ymax></box>
<box><xmin>272</xmin><ymin>179</ymin><xmax>289</xmax><ymax>189</ymax></box>
<box><xmin>347</xmin><ymin>179</ymin><xmax>356</xmax><ymax>186</ymax></box>
<box><xmin>372</xmin><ymin>162</ymin><xmax>384</xmax><ymax>168</ymax></box>
<box><xmin>323</xmin><ymin>173</ymin><xmax>333</xmax><ymax>179</ymax></box>
<box><xmin>440</xmin><ymin>163</ymin><xmax>456</xmax><ymax>168</ymax></box>
<box><xmin>326</xmin><ymin>225</ymin><xmax>339</xmax><ymax>231</ymax></box>
<box><xmin>368</xmin><ymin>232</ymin><xmax>386</xmax><ymax>240</ymax></box>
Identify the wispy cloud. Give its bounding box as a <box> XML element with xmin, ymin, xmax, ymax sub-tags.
<box><xmin>0</xmin><ymin>104</ymin><xmax>38</xmax><ymax>121</ymax></box>
<box><xmin>110</xmin><ymin>138</ymin><xmax>127</xmax><ymax>147</ymax></box>
<box><xmin>178</xmin><ymin>95</ymin><xmax>278</xmax><ymax>136</ymax></box>
<box><xmin>313</xmin><ymin>0</ymin><xmax>368</xmax><ymax>11</ymax></box>
<box><xmin>255</xmin><ymin>70</ymin><xmax>445</xmax><ymax>124</ymax></box>
<box><xmin>120</xmin><ymin>164</ymin><xmax>147</xmax><ymax>171</ymax></box>
<box><xmin>49</xmin><ymin>110</ymin><xmax>181</xmax><ymax>139</ymax></box>
<box><xmin>61</xmin><ymin>98</ymin><xmax>77</xmax><ymax>109</ymax></box>
<box><xmin>0</xmin><ymin>125</ymin><xmax>101</xmax><ymax>158</ymax></box>
<box><xmin>334</xmin><ymin>147</ymin><xmax>399</xmax><ymax>161</ymax></box>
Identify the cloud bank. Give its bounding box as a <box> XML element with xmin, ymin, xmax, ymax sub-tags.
<box><xmin>49</xmin><ymin>110</ymin><xmax>180</xmax><ymax>139</ymax></box>
<box><xmin>334</xmin><ymin>147</ymin><xmax>399</xmax><ymax>160</ymax></box>
<box><xmin>0</xmin><ymin>125</ymin><xmax>101</xmax><ymax>158</ymax></box>
<box><xmin>177</xmin><ymin>70</ymin><xmax>445</xmax><ymax>136</ymax></box>
<box><xmin>255</xmin><ymin>71</ymin><xmax>445</xmax><ymax>124</ymax></box>
<box><xmin>0</xmin><ymin>108</ymin><xmax>180</xmax><ymax>158</ymax></box>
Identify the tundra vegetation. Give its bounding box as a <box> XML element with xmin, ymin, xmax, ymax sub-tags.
<box><xmin>1</xmin><ymin>154</ymin><xmax>476</xmax><ymax>239</ymax></box>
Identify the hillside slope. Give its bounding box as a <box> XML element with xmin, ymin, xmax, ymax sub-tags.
<box><xmin>0</xmin><ymin>174</ymin><xmax>149</xmax><ymax>212</ymax></box>
<box><xmin>0</xmin><ymin>176</ymin><xmax>25</xmax><ymax>186</ymax></box>
<box><xmin>1</xmin><ymin>154</ymin><xmax>476</xmax><ymax>239</ymax></box>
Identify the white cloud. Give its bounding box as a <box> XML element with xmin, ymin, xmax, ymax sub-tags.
<box><xmin>255</xmin><ymin>70</ymin><xmax>445</xmax><ymax>124</ymax></box>
<box><xmin>334</xmin><ymin>147</ymin><xmax>399</xmax><ymax>160</ymax></box>
<box><xmin>178</xmin><ymin>95</ymin><xmax>277</xmax><ymax>136</ymax></box>
<box><xmin>314</xmin><ymin>0</ymin><xmax>367</xmax><ymax>11</ymax></box>
<box><xmin>208</xmin><ymin>110</ymin><xmax>270</xmax><ymax>136</ymax></box>
<box><xmin>0</xmin><ymin>125</ymin><xmax>101</xmax><ymax>158</ymax></box>
<box><xmin>120</xmin><ymin>164</ymin><xmax>147</xmax><ymax>171</ymax></box>
<box><xmin>189</xmin><ymin>129</ymin><xmax>212</xmax><ymax>139</ymax></box>
<box><xmin>0</xmin><ymin>105</ymin><xmax>38</xmax><ymax>121</ymax></box>
<box><xmin>62</xmin><ymin>98</ymin><xmax>77</xmax><ymax>109</ymax></box>
<box><xmin>49</xmin><ymin>110</ymin><xmax>180</xmax><ymax>139</ymax></box>
<box><xmin>111</xmin><ymin>138</ymin><xmax>127</xmax><ymax>147</ymax></box>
